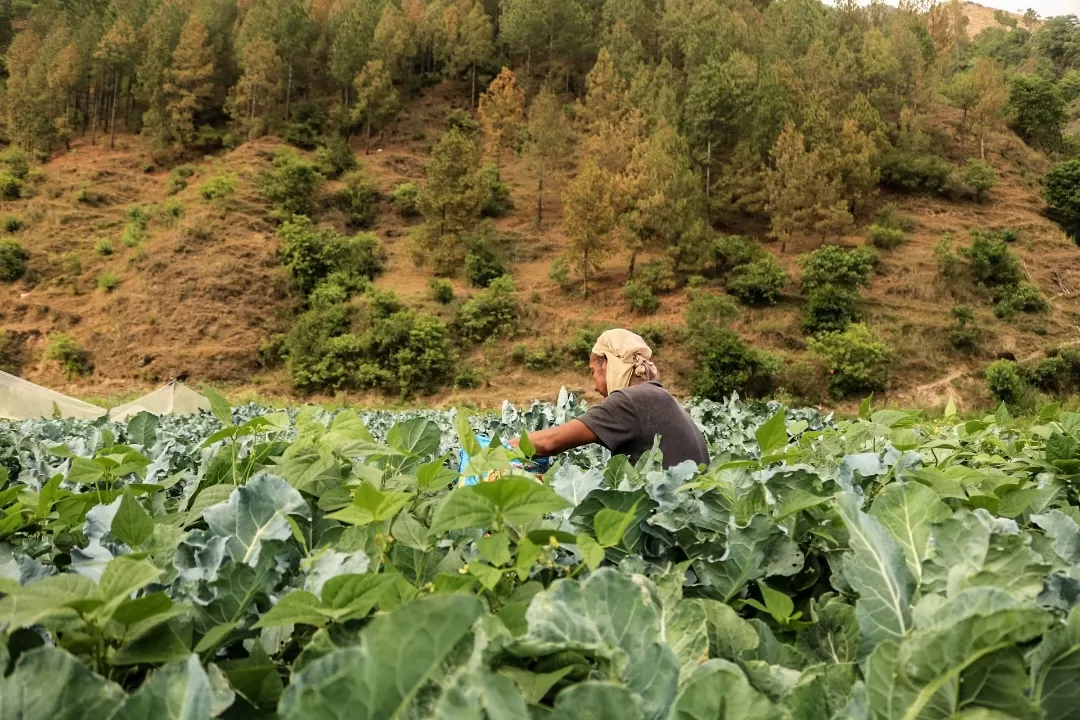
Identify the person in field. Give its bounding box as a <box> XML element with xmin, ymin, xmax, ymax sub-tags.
<box><xmin>514</xmin><ymin>329</ymin><xmax>708</xmax><ymax>468</ymax></box>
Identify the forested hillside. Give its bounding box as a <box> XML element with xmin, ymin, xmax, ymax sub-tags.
<box><xmin>0</xmin><ymin>0</ymin><xmax>1079</xmax><ymax>410</ymax></box>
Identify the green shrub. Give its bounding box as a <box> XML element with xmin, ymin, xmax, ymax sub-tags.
<box><xmin>454</xmin><ymin>275</ymin><xmax>519</xmax><ymax>343</ymax></box>
<box><xmin>690</xmin><ymin>329</ymin><xmax>777</xmax><ymax>400</ymax></box>
<box><xmin>985</xmin><ymin>359</ymin><xmax>1023</xmax><ymax>404</ymax></box>
<box><xmin>992</xmin><ymin>282</ymin><xmax>1049</xmax><ymax>319</ymax></box>
<box><xmin>464</xmin><ymin>235</ymin><xmax>507</xmax><ymax>287</ymax></box>
<box><xmin>125</xmin><ymin>205</ymin><xmax>152</xmax><ymax>229</ymax></box>
<box><xmin>121</xmin><ymin>224</ymin><xmax>143</xmax><ymax>247</ymax></box>
<box><xmin>315</xmin><ymin>136</ymin><xmax>356</xmax><ymax>179</ymax></box>
<box><xmin>199</xmin><ymin>173</ymin><xmax>236</xmax><ymax>203</ymax></box>
<box><xmin>512</xmin><ymin>341</ymin><xmax>563</xmax><ymax>371</ymax></box>
<box><xmin>934</xmin><ymin>234</ymin><xmax>961</xmax><ymax>279</ymax></box>
<box><xmin>634</xmin><ymin>323</ymin><xmax>665</xmax><ymax>347</ymax></box>
<box><xmin>282</xmin><ymin>292</ymin><xmax>455</xmax><ymax>397</ymax></box>
<box><xmin>1024</xmin><ymin>348</ymin><xmax>1080</xmax><ymax>395</ymax></box>
<box><xmin>445</xmin><ymin>108</ymin><xmax>480</xmax><ymax>134</ymax></box>
<box><xmin>160</xmin><ymin>198</ymin><xmax>184</xmax><ymax>222</ymax></box>
<box><xmin>44</xmin><ymin>333</ymin><xmax>91</xmax><ymax>379</ymax></box>
<box><xmin>95</xmin><ymin>238</ymin><xmax>114</xmax><ymax>256</ymax></box>
<box><xmin>799</xmin><ymin>245</ymin><xmax>877</xmax><ymax>292</ymax></box>
<box><xmin>194</xmin><ymin>124</ymin><xmax>226</xmax><ymax>151</ymax></box>
<box><xmin>167</xmin><ymin>166</ymin><xmax>193</xmax><ymax>195</ymax></box>
<box><xmin>0</xmin><ymin>330</ymin><xmax>25</xmax><ymax>374</ymax></box>
<box><xmin>624</xmin><ymin>280</ymin><xmax>659</xmax><ymax>313</ymax></box>
<box><xmin>947</xmin><ymin>305</ymin><xmax>979</xmax><ymax>353</ymax></box>
<box><xmin>880</xmin><ymin>149</ymin><xmax>952</xmax><ymax>195</ymax></box>
<box><xmin>808</xmin><ymin>323</ymin><xmax>894</xmax><ymax>398</ymax></box>
<box><xmin>480</xmin><ymin>165</ymin><xmax>513</xmax><ymax>218</ymax></box>
<box><xmin>391</xmin><ymin>182</ymin><xmax>421</xmax><ymax>218</ymax></box>
<box><xmin>336</xmin><ymin>171</ymin><xmax>379</xmax><ymax>228</ymax></box>
<box><xmin>803</xmin><ymin>284</ymin><xmax>857</xmax><ymax>334</ymax></box>
<box><xmin>874</xmin><ymin>203</ymin><xmax>916</xmax><ymax>232</ymax></box>
<box><xmin>1044</xmin><ymin>159</ymin><xmax>1080</xmax><ymax>242</ymax></box>
<box><xmin>548</xmin><ymin>256</ymin><xmax>570</xmax><ymax>289</ymax></box>
<box><xmin>684</xmin><ymin>291</ymin><xmax>739</xmax><ymax>334</ymax></box>
<box><xmin>0</xmin><ymin>172</ymin><xmax>23</xmax><ymax>200</ymax></box>
<box><xmin>2</xmin><ymin>215</ymin><xmax>23</xmax><ymax>233</ymax></box>
<box><xmin>712</xmin><ymin>235</ymin><xmax>764</xmax><ymax>275</ymax></box>
<box><xmin>278</xmin><ymin>215</ymin><xmax>384</xmax><ymax>297</ymax></box>
<box><xmin>637</xmin><ymin>257</ymin><xmax>678</xmax><ymax>293</ymax></box>
<box><xmin>563</xmin><ymin>320</ymin><xmax>617</xmax><ymax>367</ymax></box>
<box><xmin>97</xmin><ymin>271</ymin><xmax>119</xmax><ymax>291</ymax></box>
<box><xmin>964</xmin><ymin>230</ymin><xmax>1023</xmax><ymax>287</ymax></box>
<box><xmin>0</xmin><ymin>241</ymin><xmax>28</xmax><ymax>281</ymax></box>
<box><xmin>1007</xmin><ymin>73</ymin><xmax>1066</xmax><ymax>152</ymax></box>
<box><xmin>63</xmin><ymin>252</ymin><xmax>82</xmax><ymax>276</ymax></box>
<box><xmin>428</xmin><ymin>278</ymin><xmax>454</xmax><ymax>304</ymax></box>
<box><xmin>281</xmin><ymin>102</ymin><xmax>325</xmax><ymax>150</ymax></box>
<box><xmin>868</xmin><ymin>225</ymin><xmax>905</xmax><ymax>249</ymax></box>
<box><xmin>726</xmin><ymin>256</ymin><xmax>786</xmax><ymax>306</ymax></box>
<box><xmin>260</xmin><ymin>149</ymin><xmax>323</xmax><ymax>221</ymax></box>
<box><xmin>963</xmin><ymin>159</ymin><xmax>997</xmax><ymax>202</ymax></box>
<box><xmin>686</xmin><ymin>275</ymin><xmax>707</xmax><ymax>288</ymax></box>
<box><xmin>0</xmin><ymin>147</ymin><xmax>29</xmax><ymax>180</ymax></box>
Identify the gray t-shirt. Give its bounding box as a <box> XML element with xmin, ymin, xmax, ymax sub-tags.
<box><xmin>578</xmin><ymin>382</ymin><xmax>709</xmax><ymax>468</ymax></box>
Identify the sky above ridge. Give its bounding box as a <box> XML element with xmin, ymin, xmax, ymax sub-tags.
<box><xmin>824</xmin><ymin>0</ymin><xmax>1078</xmax><ymax>19</ymax></box>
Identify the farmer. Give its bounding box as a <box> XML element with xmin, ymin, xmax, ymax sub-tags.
<box><xmin>513</xmin><ymin>329</ymin><xmax>708</xmax><ymax>468</ymax></box>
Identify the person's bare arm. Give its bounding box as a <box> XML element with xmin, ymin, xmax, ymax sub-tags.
<box><xmin>511</xmin><ymin>420</ymin><xmax>599</xmax><ymax>457</ymax></box>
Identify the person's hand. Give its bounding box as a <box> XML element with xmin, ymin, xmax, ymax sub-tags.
<box><xmin>508</xmin><ymin>437</ymin><xmax>521</xmax><ymax>449</ymax></box>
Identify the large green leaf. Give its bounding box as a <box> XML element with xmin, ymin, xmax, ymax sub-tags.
<box><xmin>112</xmin><ymin>655</ymin><xmax>231</xmax><ymax>720</ymax></box>
<box><xmin>430</xmin><ymin>477</ymin><xmax>572</xmax><ymax>533</ymax></box>
<box><xmin>755</xmin><ymin>409</ymin><xmax>789</xmax><ymax>457</ymax></box>
<box><xmin>277</xmin><ymin>594</ymin><xmax>485</xmax><ymax>719</ymax></box>
<box><xmin>203</xmin><ymin>473</ymin><xmax>310</xmax><ymax>565</ymax></box>
<box><xmin>0</xmin><ymin>573</ymin><xmax>98</xmax><ymax>628</ymax></box>
<box><xmin>692</xmin><ymin>515</ymin><xmax>779</xmax><ymax>602</ymax></box>
<box><xmin>0</xmin><ymin>647</ymin><xmax>125</xmax><ymax>720</ymax></box>
<box><xmin>550</xmin><ymin>682</ymin><xmax>644</xmax><ymax>720</ymax></box>
<box><xmin>671</xmin><ymin>659</ymin><xmax>774</xmax><ymax>720</ymax></box>
<box><xmin>1030</xmin><ymin>605</ymin><xmax>1080</xmax><ymax>720</ymax></box>
<box><xmin>866</xmin><ymin>589</ymin><xmax>1051</xmax><ymax>720</ymax></box>
<box><xmin>127</xmin><ymin>412</ymin><xmax>160</xmax><ymax>448</ymax></box>
<box><xmin>835</xmin><ymin>492</ymin><xmax>914</xmax><ymax>655</ymax></box>
<box><xmin>111</xmin><ymin>489</ymin><xmax>155</xmax><ymax>548</ymax></box>
<box><xmin>520</xmin><ymin>568</ymin><xmax>679</xmax><ymax>719</ymax></box>
<box><xmin>869</xmin><ymin>482</ymin><xmax>950</xmax><ymax>584</ymax></box>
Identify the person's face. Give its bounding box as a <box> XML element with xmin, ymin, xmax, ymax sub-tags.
<box><xmin>589</xmin><ymin>355</ymin><xmax>608</xmax><ymax>397</ymax></box>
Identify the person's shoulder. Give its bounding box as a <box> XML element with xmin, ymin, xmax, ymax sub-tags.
<box><xmin>617</xmin><ymin>381</ymin><xmax>672</xmax><ymax>401</ymax></box>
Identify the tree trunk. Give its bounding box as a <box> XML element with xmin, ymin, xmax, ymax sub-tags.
<box><xmin>583</xmin><ymin>248</ymin><xmax>589</xmax><ymax>297</ymax></box>
<box><xmin>980</xmin><ymin>134</ymin><xmax>986</xmax><ymax>161</ymax></box>
<box><xmin>705</xmin><ymin>138</ymin><xmax>712</xmax><ymax>225</ymax></box>
<box><xmin>627</xmin><ymin>249</ymin><xmax>637</xmax><ymax>281</ymax></box>
<box><xmin>471</xmin><ymin>63</ymin><xmax>476</xmax><ymax>107</ymax></box>
<box><xmin>365</xmin><ymin>121</ymin><xmax>372</xmax><ymax>154</ymax></box>
<box><xmin>249</xmin><ymin>95</ymin><xmax>256</xmax><ymax>141</ymax></box>
<box><xmin>285</xmin><ymin>62</ymin><xmax>293</xmax><ymax>122</ymax></box>
<box><xmin>109</xmin><ymin>70</ymin><xmax>119</xmax><ymax>149</ymax></box>
<box><xmin>90</xmin><ymin>84</ymin><xmax>99</xmax><ymax>146</ymax></box>
<box><xmin>536</xmin><ymin>175</ymin><xmax>543</xmax><ymax>226</ymax></box>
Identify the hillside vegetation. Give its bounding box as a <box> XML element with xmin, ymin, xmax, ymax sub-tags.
<box><xmin>1</xmin><ymin>0</ymin><xmax>1080</xmax><ymax>411</ymax></box>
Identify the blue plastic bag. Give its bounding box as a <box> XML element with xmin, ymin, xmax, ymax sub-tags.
<box><xmin>457</xmin><ymin>434</ymin><xmax>552</xmax><ymax>487</ymax></box>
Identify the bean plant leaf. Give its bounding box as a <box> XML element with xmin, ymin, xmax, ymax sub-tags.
<box><xmin>203</xmin><ymin>473</ymin><xmax>310</xmax><ymax>565</ymax></box>
<box><xmin>835</xmin><ymin>492</ymin><xmax>915</xmax><ymax>655</ymax></box>
<box><xmin>755</xmin><ymin>409</ymin><xmax>788</xmax><ymax>457</ymax></box>
<box><xmin>127</xmin><ymin>412</ymin><xmax>159</xmax><ymax>449</ymax></box>
<box><xmin>277</xmin><ymin>594</ymin><xmax>484</xmax><ymax>720</ymax></box>
<box><xmin>430</xmin><ymin>477</ymin><xmax>572</xmax><ymax>534</ymax></box>
<box><xmin>112</xmin><ymin>489</ymin><xmax>155</xmax><ymax>548</ymax></box>
<box><xmin>202</xmin><ymin>385</ymin><xmax>233</xmax><ymax>426</ymax></box>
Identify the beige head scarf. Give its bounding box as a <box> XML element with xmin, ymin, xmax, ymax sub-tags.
<box><xmin>592</xmin><ymin>329</ymin><xmax>659</xmax><ymax>393</ymax></box>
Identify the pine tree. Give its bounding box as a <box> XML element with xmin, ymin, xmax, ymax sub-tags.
<box><xmin>163</xmin><ymin>13</ymin><xmax>215</xmax><ymax>149</ymax></box>
<box><xmin>351</xmin><ymin>59</ymin><xmax>399</xmax><ymax>151</ymax></box>
<box><xmin>3</xmin><ymin>30</ymin><xmax>51</xmax><ymax>151</ymax></box>
<box><xmin>944</xmin><ymin>69</ymin><xmax>979</xmax><ymax>156</ymax></box>
<box><xmin>330</xmin><ymin>0</ymin><xmax>382</xmax><ymax>105</ymax></box>
<box><xmin>449</xmin><ymin>1</ymin><xmax>493</xmax><ymax>106</ymax></box>
<box><xmin>137</xmin><ymin>0</ymin><xmax>186</xmax><ymax>157</ymax></box>
<box><xmin>414</xmin><ymin>127</ymin><xmax>484</xmax><ymax>274</ymax></box>
<box><xmin>525</xmin><ymin>87</ymin><xmax>572</xmax><ymax>227</ymax></box>
<box><xmin>766</xmin><ymin>123</ymin><xmax>852</xmax><ymax>252</ymax></box>
<box><xmin>971</xmin><ymin>56</ymin><xmax>1007</xmax><ymax>161</ymax></box>
<box><xmin>580</xmin><ymin>48</ymin><xmax>625</xmax><ymax>129</ymax></box>
<box><xmin>563</xmin><ymin>157</ymin><xmax>616</xmax><ymax>296</ymax></box>
<box><xmin>226</xmin><ymin>37</ymin><xmax>284</xmax><ymax>141</ymax></box>
<box><xmin>93</xmin><ymin>15</ymin><xmax>136</xmax><ymax>149</ymax></box>
<box><xmin>374</xmin><ymin>4</ymin><xmax>414</xmax><ymax>80</ymax></box>
<box><xmin>47</xmin><ymin>42</ymin><xmax>81</xmax><ymax>150</ymax></box>
<box><xmin>477</xmin><ymin>67</ymin><xmax>524</xmax><ymax>172</ymax></box>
